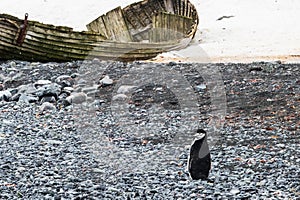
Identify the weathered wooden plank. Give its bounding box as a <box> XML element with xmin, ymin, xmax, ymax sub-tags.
<box><xmin>30</xmin><ymin>25</ymin><xmax>106</xmax><ymax>41</ymax></box>
<box><xmin>184</xmin><ymin>0</ymin><xmax>187</xmax><ymax>16</ymax></box>
<box><xmin>164</xmin><ymin>0</ymin><xmax>175</xmax><ymax>13</ymax></box>
<box><xmin>155</xmin><ymin>0</ymin><xmax>166</xmax><ymax>11</ymax></box>
<box><xmin>0</xmin><ymin>26</ymin><xmax>17</xmax><ymax>38</ymax></box>
<box><xmin>0</xmin><ymin>38</ymin><xmax>49</xmax><ymax>57</ymax></box>
<box><xmin>0</xmin><ymin>21</ymin><xmax>18</xmax><ymax>31</ymax></box>
<box><xmin>187</xmin><ymin>2</ymin><xmax>191</xmax><ymax>18</ymax></box>
<box><xmin>88</xmin><ymin>7</ymin><xmax>132</xmax><ymax>42</ymax></box>
<box><xmin>173</xmin><ymin>0</ymin><xmax>179</xmax><ymax>15</ymax></box>
<box><xmin>0</xmin><ymin>25</ymin><xmax>18</xmax><ymax>35</ymax></box>
<box><xmin>28</xmin><ymin>21</ymin><xmax>73</xmax><ymax>32</ymax></box>
<box><xmin>27</xmin><ymin>27</ymin><xmax>180</xmax><ymax>49</ymax></box>
<box><xmin>150</xmin><ymin>12</ymin><xmax>192</xmax><ymax>42</ymax></box>
<box><xmin>86</xmin><ymin>15</ymin><xmax>108</xmax><ymax>37</ymax></box>
<box><xmin>26</xmin><ymin>31</ymin><xmax>102</xmax><ymax>47</ymax></box>
<box><xmin>180</xmin><ymin>0</ymin><xmax>184</xmax><ymax>16</ymax></box>
<box><xmin>0</xmin><ymin>38</ymin><xmax>163</xmax><ymax>61</ymax></box>
<box><xmin>111</xmin><ymin>0</ymin><xmax>179</xmax><ymax>42</ymax></box>
<box><xmin>24</xmin><ymin>34</ymin><xmax>162</xmax><ymax>58</ymax></box>
<box><xmin>0</xmin><ymin>48</ymin><xmax>32</xmax><ymax>61</ymax></box>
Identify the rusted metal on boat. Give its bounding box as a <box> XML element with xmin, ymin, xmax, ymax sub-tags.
<box><xmin>0</xmin><ymin>0</ymin><xmax>198</xmax><ymax>62</ymax></box>
<box><xmin>16</xmin><ymin>13</ymin><xmax>28</xmax><ymax>46</ymax></box>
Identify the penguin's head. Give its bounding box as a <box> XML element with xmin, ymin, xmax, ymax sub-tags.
<box><xmin>192</xmin><ymin>129</ymin><xmax>206</xmax><ymax>141</ymax></box>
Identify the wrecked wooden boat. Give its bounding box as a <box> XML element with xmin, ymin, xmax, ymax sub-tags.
<box><xmin>0</xmin><ymin>0</ymin><xmax>198</xmax><ymax>62</ymax></box>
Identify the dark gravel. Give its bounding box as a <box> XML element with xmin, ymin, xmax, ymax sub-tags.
<box><xmin>0</xmin><ymin>60</ymin><xmax>299</xmax><ymax>199</ymax></box>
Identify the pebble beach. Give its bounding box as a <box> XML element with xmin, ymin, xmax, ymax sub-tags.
<box><xmin>0</xmin><ymin>60</ymin><xmax>299</xmax><ymax>199</ymax></box>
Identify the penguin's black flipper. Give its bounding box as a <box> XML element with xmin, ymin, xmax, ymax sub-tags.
<box><xmin>188</xmin><ymin>129</ymin><xmax>211</xmax><ymax>180</ymax></box>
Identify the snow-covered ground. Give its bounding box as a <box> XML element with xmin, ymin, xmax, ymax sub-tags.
<box><xmin>1</xmin><ymin>0</ymin><xmax>300</xmax><ymax>63</ymax></box>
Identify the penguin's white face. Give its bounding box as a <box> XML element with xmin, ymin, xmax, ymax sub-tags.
<box><xmin>192</xmin><ymin>132</ymin><xmax>205</xmax><ymax>141</ymax></box>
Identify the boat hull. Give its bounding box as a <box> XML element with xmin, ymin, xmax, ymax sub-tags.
<box><xmin>0</xmin><ymin>0</ymin><xmax>198</xmax><ymax>62</ymax></box>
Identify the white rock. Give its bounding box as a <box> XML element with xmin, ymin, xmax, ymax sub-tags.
<box><xmin>63</xmin><ymin>87</ymin><xmax>74</xmax><ymax>93</ymax></box>
<box><xmin>18</xmin><ymin>94</ymin><xmax>38</xmax><ymax>103</ymax></box>
<box><xmin>154</xmin><ymin>87</ymin><xmax>164</xmax><ymax>91</ymax></box>
<box><xmin>92</xmin><ymin>58</ymin><xmax>101</xmax><ymax>64</ymax></box>
<box><xmin>46</xmin><ymin>139</ymin><xmax>63</xmax><ymax>145</ymax></box>
<box><xmin>276</xmin><ymin>143</ymin><xmax>285</xmax><ymax>148</ymax></box>
<box><xmin>100</xmin><ymin>75</ymin><xmax>113</xmax><ymax>85</ymax></box>
<box><xmin>230</xmin><ymin>188</ymin><xmax>240</xmax><ymax>195</ymax></box>
<box><xmin>82</xmin><ymin>85</ymin><xmax>99</xmax><ymax>93</ymax></box>
<box><xmin>112</xmin><ymin>94</ymin><xmax>128</xmax><ymax>101</ymax></box>
<box><xmin>66</xmin><ymin>92</ymin><xmax>87</xmax><ymax>104</ymax></box>
<box><xmin>9</xmin><ymin>61</ymin><xmax>16</xmax><ymax>68</ymax></box>
<box><xmin>17</xmin><ymin>84</ymin><xmax>37</xmax><ymax>94</ymax></box>
<box><xmin>2</xmin><ymin>119</ymin><xmax>14</xmax><ymax>125</ymax></box>
<box><xmin>34</xmin><ymin>80</ymin><xmax>52</xmax><ymax>87</ymax></box>
<box><xmin>40</xmin><ymin>102</ymin><xmax>56</xmax><ymax>112</ymax></box>
<box><xmin>0</xmin><ymin>74</ymin><xmax>6</xmax><ymax>82</ymax></box>
<box><xmin>17</xmin><ymin>167</ymin><xmax>26</xmax><ymax>171</ymax></box>
<box><xmin>117</xmin><ymin>85</ymin><xmax>137</xmax><ymax>94</ymax></box>
<box><xmin>18</xmin><ymin>93</ymin><xmax>29</xmax><ymax>103</ymax></box>
<box><xmin>196</xmin><ymin>84</ymin><xmax>207</xmax><ymax>90</ymax></box>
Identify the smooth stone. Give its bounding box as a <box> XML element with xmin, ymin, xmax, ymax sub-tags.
<box><xmin>100</xmin><ymin>75</ymin><xmax>113</xmax><ymax>85</ymax></box>
<box><xmin>17</xmin><ymin>84</ymin><xmax>37</xmax><ymax>94</ymax></box>
<box><xmin>276</xmin><ymin>144</ymin><xmax>285</xmax><ymax>148</ymax></box>
<box><xmin>66</xmin><ymin>92</ymin><xmax>87</xmax><ymax>104</ymax></box>
<box><xmin>107</xmin><ymin>187</ymin><xmax>120</xmax><ymax>192</ymax></box>
<box><xmin>34</xmin><ymin>80</ymin><xmax>52</xmax><ymax>87</ymax></box>
<box><xmin>117</xmin><ymin>85</ymin><xmax>137</xmax><ymax>94</ymax></box>
<box><xmin>0</xmin><ymin>74</ymin><xmax>6</xmax><ymax>82</ymax></box>
<box><xmin>18</xmin><ymin>94</ymin><xmax>38</xmax><ymax>103</ymax></box>
<box><xmin>2</xmin><ymin>119</ymin><xmax>14</xmax><ymax>125</ymax></box>
<box><xmin>46</xmin><ymin>139</ymin><xmax>62</xmax><ymax>145</ymax></box>
<box><xmin>8</xmin><ymin>61</ymin><xmax>16</xmax><ymax>67</ymax></box>
<box><xmin>82</xmin><ymin>85</ymin><xmax>99</xmax><ymax>93</ymax></box>
<box><xmin>40</xmin><ymin>102</ymin><xmax>56</xmax><ymax>112</ymax></box>
<box><xmin>230</xmin><ymin>188</ymin><xmax>240</xmax><ymax>195</ymax></box>
<box><xmin>17</xmin><ymin>167</ymin><xmax>26</xmax><ymax>171</ymax></box>
<box><xmin>112</xmin><ymin>94</ymin><xmax>128</xmax><ymax>101</ymax></box>
<box><xmin>63</xmin><ymin>87</ymin><xmax>74</xmax><ymax>94</ymax></box>
<box><xmin>77</xmin><ymin>79</ymin><xmax>87</xmax><ymax>85</ymax></box>
<box><xmin>154</xmin><ymin>87</ymin><xmax>163</xmax><ymax>91</ymax></box>
<box><xmin>92</xmin><ymin>58</ymin><xmax>101</xmax><ymax>64</ymax></box>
